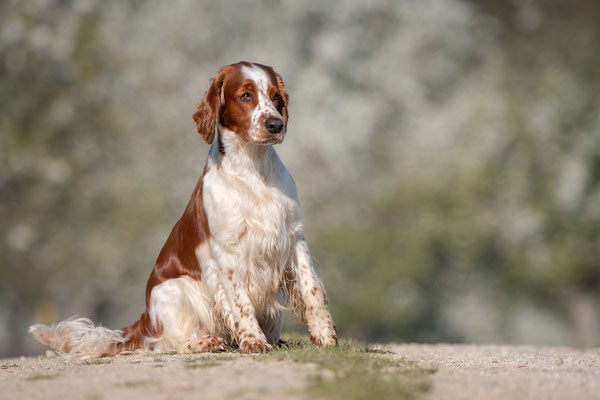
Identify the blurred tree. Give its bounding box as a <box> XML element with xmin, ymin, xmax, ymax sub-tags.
<box><xmin>315</xmin><ymin>0</ymin><xmax>600</xmax><ymax>345</ymax></box>
<box><xmin>0</xmin><ymin>0</ymin><xmax>143</xmax><ymax>355</ymax></box>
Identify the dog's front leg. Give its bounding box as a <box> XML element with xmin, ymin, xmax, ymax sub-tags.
<box><xmin>210</xmin><ymin>244</ymin><xmax>272</xmax><ymax>353</ymax></box>
<box><xmin>290</xmin><ymin>235</ymin><xmax>338</xmax><ymax>347</ymax></box>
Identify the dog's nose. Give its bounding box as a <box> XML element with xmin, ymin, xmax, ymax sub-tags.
<box><xmin>265</xmin><ymin>117</ymin><xmax>284</xmax><ymax>134</ymax></box>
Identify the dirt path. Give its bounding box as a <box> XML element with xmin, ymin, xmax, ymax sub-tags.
<box><xmin>0</xmin><ymin>352</ymin><xmax>317</xmax><ymax>400</ymax></box>
<box><xmin>1</xmin><ymin>344</ymin><xmax>599</xmax><ymax>400</ymax></box>
<box><xmin>389</xmin><ymin>344</ymin><xmax>600</xmax><ymax>400</ymax></box>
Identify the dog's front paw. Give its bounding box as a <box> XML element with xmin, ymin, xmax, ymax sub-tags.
<box><xmin>187</xmin><ymin>335</ymin><xmax>227</xmax><ymax>353</ymax></box>
<box><xmin>239</xmin><ymin>337</ymin><xmax>272</xmax><ymax>354</ymax></box>
<box><xmin>310</xmin><ymin>325</ymin><xmax>338</xmax><ymax>347</ymax></box>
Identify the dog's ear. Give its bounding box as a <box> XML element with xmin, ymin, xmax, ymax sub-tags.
<box><xmin>275</xmin><ymin>73</ymin><xmax>289</xmax><ymax>128</ymax></box>
<box><xmin>193</xmin><ymin>71</ymin><xmax>225</xmax><ymax>144</ymax></box>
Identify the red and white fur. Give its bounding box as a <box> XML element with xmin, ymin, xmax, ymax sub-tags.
<box><xmin>30</xmin><ymin>62</ymin><xmax>338</xmax><ymax>356</ymax></box>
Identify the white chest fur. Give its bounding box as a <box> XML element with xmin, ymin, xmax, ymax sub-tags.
<box><xmin>201</xmin><ymin>134</ymin><xmax>303</xmax><ymax>312</ymax></box>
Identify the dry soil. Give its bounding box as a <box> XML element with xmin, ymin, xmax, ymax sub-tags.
<box><xmin>1</xmin><ymin>344</ymin><xmax>599</xmax><ymax>400</ymax></box>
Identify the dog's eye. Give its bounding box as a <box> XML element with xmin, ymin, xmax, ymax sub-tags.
<box><xmin>272</xmin><ymin>94</ymin><xmax>281</xmax><ymax>103</ymax></box>
<box><xmin>240</xmin><ymin>93</ymin><xmax>252</xmax><ymax>102</ymax></box>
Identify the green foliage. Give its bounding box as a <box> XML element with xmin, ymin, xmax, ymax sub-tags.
<box><xmin>307</xmin><ymin>1</ymin><xmax>600</xmax><ymax>345</ymax></box>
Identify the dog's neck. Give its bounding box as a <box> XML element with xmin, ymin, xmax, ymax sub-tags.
<box><xmin>211</xmin><ymin>126</ymin><xmax>277</xmax><ymax>182</ymax></box>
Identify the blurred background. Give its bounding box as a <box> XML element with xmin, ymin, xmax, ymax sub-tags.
<box><xmin>1</xmin><ymin>0</ymin><xmax>599</xmax><ymax>358</ymax></box>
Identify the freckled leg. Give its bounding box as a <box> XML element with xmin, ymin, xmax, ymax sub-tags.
<box><xmin>226</xmin><ymin>278</ymin><xmax>272</xmax><ymax>353</ymax></box>
<box><xmin>211</xmin><ymin>245</ymin><xmax>272</xmax><ymax>353</ymax></box>
<box><xmin>291</xmin><ymin>239</ymin><xmax>338</xmax><ymax>347</ymax></box>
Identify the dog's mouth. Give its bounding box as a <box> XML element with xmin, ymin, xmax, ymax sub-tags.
<box><xmin>242</xmin><ymin>130</ymin><xmax>284</xmax><ymax>145</ymax></box>
<box><xmin>258</xmin><ymin>135</ymin><xmax>284</xmax><ymax>145</ymax></box>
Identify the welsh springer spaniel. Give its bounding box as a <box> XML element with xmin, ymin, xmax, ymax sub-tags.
<box><xmin>30</xmin><ymin>61</ymin><xmax>338</xmax><ymax>355</ymax></box>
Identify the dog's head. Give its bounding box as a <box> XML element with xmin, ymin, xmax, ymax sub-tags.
<box><xmin>193</xmin><ymin>61</ymin><xmax>289</xmax><ymax>145</ymax></box>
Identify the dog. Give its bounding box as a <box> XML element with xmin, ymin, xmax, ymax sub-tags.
<box><xmin>30</xmin><ymin>61</ymin><xmax>338</xmax><ymax>356</ymax></box>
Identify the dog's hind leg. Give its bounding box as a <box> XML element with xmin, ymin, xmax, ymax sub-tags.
<box><xmin>148</xmin><ymin>275</ymin><xmax>225</xmax><ymax>353</ymax></box>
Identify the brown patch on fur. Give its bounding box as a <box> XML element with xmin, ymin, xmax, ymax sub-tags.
<box><xmin>250</xmin><ymin>63</ymin><xmax>289</xmax><ymax>129</ymax></box>
<box><xmin>144</xmin><ymin>163</ymin><xmax>210</xmax><ymax>307</ymax></box>
<box><xmin>219</xmin><ymin>65</ymin><xmax>254</xmax><ymax>139</ymax></box>
<box><xmin>311</xmin><ymin>286</ymin><xmax>318</xmax><ymax>296</ymax></box>
<box><xmin>187</xmin><ymin>336</ymin><xmax>227</xmax><ymax>353</ymax></box>
<box><xmin>104</xmin><ymin>163</ymin><xmax>213</xmax><ymax>356</ymax></box>
<box><xmin>302</xmin><ymin>305</ymin><xmax>315</xmax><ymax>322</ymax></box>
<box><xmin>274</xmin><ymin>71</ymin><xmax>289</xmax><ymax>128</ymax></box>
<box><xmin>193</xmin><ymin>70</ymin><xmax>226</xmax><ymax>144</ymax></box>
<box><xmin>103</xmin><ymin>311</ymin><xmax>161</xmax><ymax>356</ymax></box>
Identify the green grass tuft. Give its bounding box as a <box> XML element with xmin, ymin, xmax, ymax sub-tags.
<box><xmin>264</xmin><ymin>336</ymin><xmax>433</xmax><ymax>400</ymax></box>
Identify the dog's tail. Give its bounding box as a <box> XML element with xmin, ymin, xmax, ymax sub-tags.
<box><xmin>29</xmin><ymin>313</ymin><xmax>157</xmax><ymax>357</ymax></box>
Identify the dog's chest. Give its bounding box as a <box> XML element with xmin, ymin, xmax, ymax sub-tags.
<box><xmin>235</xmin><ymin>184</ymin><xmax>295</xmax><ymax>256</ymax></box>
<box><xmin>204</xmin><ymin>166</ymin><xmax>301</xmax><ymax>261</ymax></box>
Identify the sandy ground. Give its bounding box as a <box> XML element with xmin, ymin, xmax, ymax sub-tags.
<box><xmin>1</xmin><ymin>344</ymin><xmax>599</xmax><ymax>400</ymax></box>
<box><xmin>0</xmin><ymin>352</ymin><xmax>317</xmax><ymax>400</ymax></box>
<box><xmin>389</xmin><ymin>344</ymin><xmax>600</xmax><ymax>400</ymax></box>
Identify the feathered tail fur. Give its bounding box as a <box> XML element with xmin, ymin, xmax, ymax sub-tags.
<box><xmin>29</xmin><ymin>317</ymin><xmax>127</xmax><ymax>357</ymax></box>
